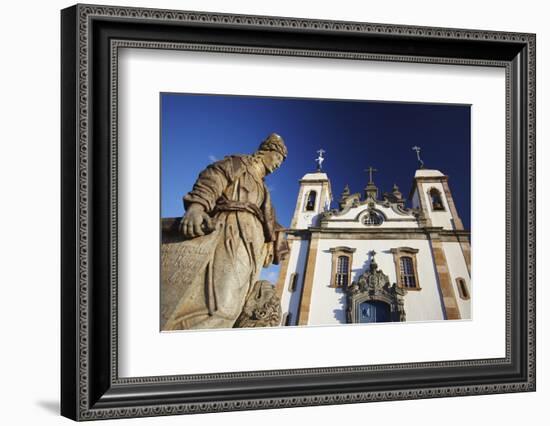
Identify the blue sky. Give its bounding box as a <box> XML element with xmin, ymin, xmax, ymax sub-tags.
<box><xmin>161</xmin><ymin>93</ymin><xmax>471</xmax><ymax>282</ymax></box>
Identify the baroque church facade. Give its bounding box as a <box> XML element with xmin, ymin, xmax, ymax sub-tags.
<box><xmin>275</xmin><ymin>158</ymin><xmax>471</xmax><ymax>326</ymax></box>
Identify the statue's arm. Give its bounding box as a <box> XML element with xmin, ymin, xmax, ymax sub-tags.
<box><xmin>180</xmin><ymin>158</ymin><xmax>233</xmax><ymax>238</ymax></box>
<box><xmin>183</xmin><ymin>158</ymin><xmax>232</xmax><ymax>212</ymax></box>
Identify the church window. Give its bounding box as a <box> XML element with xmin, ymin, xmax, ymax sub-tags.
<box><xmin>456</xmin><ymin>277</ymin><xmax>470</xmax><ymax>300</ymax></box>
<box><xmin>399</xmin><ymin>257</ymin><xmax>417</xmax><ymax>288</ymax></box>
<box><xmin>429</xmin><ymin>188</ymin><xmax>445</xmax><ymax>211</ymax></box>
<box><xmin>305</xmin><ymin>190</ymin><xmax>317</xmax><ymax>211</ymax></box>
<box><xmin>336</xmin><ymin>256</ymin><xmax>350</xmax><ymax>287</ymax></box>
<box><xmin>391</xmin><ymin>247</ymin><xmax>421</xmax><ymax>290</ymax></box>
<box><xmin>329</xmin><ymin>247</ymin><xmax>355</xmax><ymax>288</ymax></box>
<box><xmin>362</xmin><ymin>210</ymin><xmax>383</xmax><ymax>226</ymax></box>
<box><xmin>288</xmin><ymin>272</ymin><xmax>299</xmax><ymax>292</ymax></box>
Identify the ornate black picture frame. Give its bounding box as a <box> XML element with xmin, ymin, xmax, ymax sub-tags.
<box><xmin>61</xmin><ymin>4</ymin><xmax>536</xmax><ymax>421</ymax></box>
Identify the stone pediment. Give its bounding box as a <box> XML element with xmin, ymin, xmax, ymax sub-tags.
<box><xmin>319</xmin><ymin>201</ymin><xmax>418</xmax><ymax>229</ymax></box>
<box><xmin>324</xmin><ymin>199</ymin><xmax>414</xmax><ymax>219</ymax></box>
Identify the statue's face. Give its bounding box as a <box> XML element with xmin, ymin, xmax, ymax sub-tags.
<box><xmin>261</xmin><ymin>151</ymin><xmax>284</xmax><ymax>174</ymax></box>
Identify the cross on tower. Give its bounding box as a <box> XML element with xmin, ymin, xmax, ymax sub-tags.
<box><xmin>364</xmin><ymin>166</ymin><xmax>378</xmax><ymax>184</ymax></box>
<box><xmin>412</xmin><ymin>145</ymin><xmax>425</xmax><ymax>169</ymax></box>
<box><xmin>315</xmin><ymin>149</ymin><xmax>326</xmax><ymax>171</ymax></box>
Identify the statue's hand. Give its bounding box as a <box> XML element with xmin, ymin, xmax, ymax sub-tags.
<box><xmin>179</xmin><ymin>204</ymin><xmax>214</xmax><ymax>238</ymax></box>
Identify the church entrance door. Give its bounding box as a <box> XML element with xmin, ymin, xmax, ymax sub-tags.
<box><xmin>359</xmin><ymin>301</ymin><xmax>391</xmax><ymax>323</ymax></box>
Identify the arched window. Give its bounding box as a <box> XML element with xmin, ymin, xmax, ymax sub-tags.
<box><xmin>399</xmin><ymin>256</ymin><xmax>417</xmax><ymax>288</ymax></box>
<box><xmin>456</xmin><ymin>277</ymin><xmax>470</xmax><ymax>300</ymax></box>
<box><xmin>305</xmin><ymin>190</ymin><xmax>317</xmax><ymax>211</ymax></box>
<box><xmin>336</xmin><ymin>256</ymin><xmax>350</xmax><ymax>287</ymax></box>
<box><xmin>429</xmin><ymin>188</ymin><xmax>445</xmax><ymax>211</ymax></box>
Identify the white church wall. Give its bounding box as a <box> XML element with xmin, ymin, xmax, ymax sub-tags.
<box><xmin>442</xmin><ymin>241</ymin><xmax>472</xmax><ymax>319</ymax></box>
<box><xmin>420</xmin><ymin>181</ymin><xmax>454</xmax><ymax>230</ymax></box>
<box><xmin>306</xmin><ymin>238</ymin><xmax>445</xmax><ymax>325</ymax></box>
<box><xmin>279</xmin><ymin>238</ymin><xmax>310</xmax><ymax>325</ymax></box>
<box><xmin>305</xmin><ymin>240</ymin><xmax>350</xmax><ymax>325</ymax></box>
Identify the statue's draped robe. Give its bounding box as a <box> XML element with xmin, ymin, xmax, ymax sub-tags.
<box><xmin>161</xmin><ymin>155</ymin><xmax>286</xmax><ymax>330</ymax></box>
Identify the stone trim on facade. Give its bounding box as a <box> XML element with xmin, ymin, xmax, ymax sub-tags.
<box><xmin>318</xmin><ymin>180</ymin><xmax>331</xmax><ymax>217</ymax></box>
<box><xmin>329</xmin><ymin>247</ymin><xmax>356</xmax><ymax>288</ymax></box>
<box><xmin>429</xmin><ymin>237</ymin><xmax>461</xmax><ymax>320</ymax></box>
<box><xmin>391</xmin><ymin>247</ymin><xmax>421</xmax><ymax>291</ymax></box>
<box><xmin>459</xmin><ymin>239</ymin><xmax>471</xmax><ymax>275</ymax></box>
<box><xmin>275</xmin><ymin>240</ymin><xmax>293</xmax><ymax>299</ymax></box>
<box><xmin>296</xmin><ymin>233</ymin><xmax>320</xmax><ymax>326</ymax></box>
<box><xmin>441</xmin><ymin>179</ymin><xmax>464</xmax><ymax>230</ymax></box>
<box><xmin>290</xmin><ymin>228</ymin><xmax>470</xmax><ymax>242</ymax></box>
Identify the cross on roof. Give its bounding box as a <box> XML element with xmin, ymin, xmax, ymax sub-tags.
<box><xmin>315</xmin><ymin>149</ymin><xmax>326</xmax><ymax>171</ymax></box>
<box><xmin>412</xmin><ymin>145</ymin><xmax>425</xmax><ymax>169</ymax></box>
<box><xmin>364</xmin><ymin>166</ymin><xmax>378</xmax><ymax>184</ymax></box>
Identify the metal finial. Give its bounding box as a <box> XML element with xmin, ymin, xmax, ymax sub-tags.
<box><xmin>315</xmin><ymin>149</ymin><xmax>326</xmax><ymax>171</ymax></box>
<box><xmin>412</xmin><ymin>146</ymin><xmax>424</xmax><ymax>169</ymax></box>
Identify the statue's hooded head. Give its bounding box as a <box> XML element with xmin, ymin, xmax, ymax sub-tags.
<box><xmin>256</xmin><ymin>133</ymin><xmax>287</xmax><ymax>174</ymax></box>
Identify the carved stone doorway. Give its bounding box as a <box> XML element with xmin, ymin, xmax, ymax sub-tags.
<box><xmin>345</xmin><ymin>251</ymin><xmax>406</xmax><ymax>324</ymax></box>
<box><xmin>358</xmin><ymin>300</ymin><xmax>391</xmax><ymax>323</ymax></box>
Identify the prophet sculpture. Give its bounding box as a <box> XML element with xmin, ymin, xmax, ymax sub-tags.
<box><xmin>161</xmin><ymin>133</ymin><xmax>289</xmax><ymax>330</ymax></box>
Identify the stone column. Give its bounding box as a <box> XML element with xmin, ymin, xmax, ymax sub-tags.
<box><xmin>275</xmin><ymin>239</ymin><xmax>293</xmax><ymax>299</ymax></box>
<box><xmin>296</xmin><ymin>232</ymin><xmax>320</xmax><ymax>325</ymax></box>
<box><xmin>458</xmin><ymin>235</ymin><xmax>471</xmax><ymax>276</ymax></box>
<box><xmin>429</xmin><ymin>234</ymin><xmax>461</xmax><ymax>320</ymax></box>
<box><xmin>441</xmin><ymin>178</ymin><xmax>464</xmax><ymax>231</ymax></box>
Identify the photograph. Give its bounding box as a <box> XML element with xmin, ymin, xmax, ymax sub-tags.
<box><xmin>160</xmin><ymin>93</ymin><xmax>472</xmax><ymax>331</ymax></box>
<box><xmin>58</xmin><ymin>3</ymin><xmax>536</xmax><ymax>420</ymax></box>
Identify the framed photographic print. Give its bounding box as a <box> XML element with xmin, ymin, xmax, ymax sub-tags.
<box><xmin>61</xmin><ymin>3</ymin><xmax>536</xmax><ymax>421</ymax></box>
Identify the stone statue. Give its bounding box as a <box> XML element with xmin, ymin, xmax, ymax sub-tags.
<box><xmin>161</xmin><ymin>133</ymin><xmax>288</xmax><ymax>330</ymax></box>
<box><xmin>233</xmin><ymin>280</ymin><xmax>282</xmax><ymax>328</ymax></box>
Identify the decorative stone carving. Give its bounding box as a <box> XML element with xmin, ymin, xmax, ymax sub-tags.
<box><xmin>346</xmin><ymin>252</ymin><xmax>407</xmax><ymax>323</ymax></box>
<box><xmin>160</xmin><ymin>133</ymin><xmax>289</xmax><ymax>330</ymax></box>
<box><xmin>361</xmin><ymin>208</ymin><xmax>384</xmax><ymax>226</ymax></box>
<box><xmin>234</xmin><ymin>280</ymin><xmax>282</xmax><ymax>328</ymax></box>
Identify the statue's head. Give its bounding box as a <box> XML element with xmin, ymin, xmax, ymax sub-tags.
<box><xmin>256</xmin><ymin>133</ymin><xmax>287</xmax><ymax>174</ymax></box>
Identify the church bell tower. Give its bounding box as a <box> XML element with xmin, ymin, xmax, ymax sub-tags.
<box><xmin>290</xmin><ymin>150</ymin><xmax>332</xmax><ymax>229</ymax></box>
<box><xmin>408</xmin><ymin>147</ymin><xmax>464</xmax><ymax>231</ymax></box>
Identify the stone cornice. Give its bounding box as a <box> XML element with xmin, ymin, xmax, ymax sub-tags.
<box><xmin>283</xmin><ymin>226</ymin><xmax>470</xmax><ymax>242</ymax></box>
